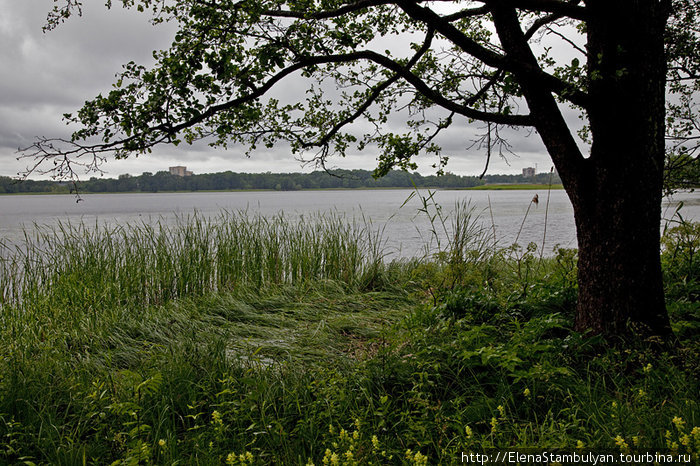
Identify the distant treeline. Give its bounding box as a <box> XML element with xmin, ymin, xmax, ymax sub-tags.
<box><xmin>0</xmin><ymin>169</ymin><xmax>561</xmax><ymax>194</ymax></box>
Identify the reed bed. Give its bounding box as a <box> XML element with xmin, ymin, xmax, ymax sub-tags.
<box><xmin>0</xmin><ymin>210</ymin><xmax>387</xmax><ymax>311</ymax></box>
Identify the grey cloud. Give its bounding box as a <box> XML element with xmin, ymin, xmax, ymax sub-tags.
<box><xmin>0</xmin><ymin>1</ymin><xmax>554</xmax><ymax>179</ymax></box>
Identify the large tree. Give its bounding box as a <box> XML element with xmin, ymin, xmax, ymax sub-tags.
<box><xmin>25</xmin><ymin>0</ymin><xmax>700</xmax><ymax>341</ymax></box>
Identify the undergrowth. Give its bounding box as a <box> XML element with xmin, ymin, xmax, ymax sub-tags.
<box><xmin>0</xmin><ymin>209</ymin><xmax>697</xmax><ymax>464</ymax></box>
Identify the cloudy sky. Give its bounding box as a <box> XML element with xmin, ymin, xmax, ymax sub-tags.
<box><xmin>0</xmin><ymin>1</ymin><xmax>571</xmax><ymax>180</ymax></box>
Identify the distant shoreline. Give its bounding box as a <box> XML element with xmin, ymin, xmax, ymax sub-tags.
<box><xmin>462</xmin><ymin>183</ymin><xmax>565</xmax><ymax>190</ymax></box>
<box><xmin>0</xmin><ymin>184</ymin><xmax>564</xmax><ymax>196</ymax></box>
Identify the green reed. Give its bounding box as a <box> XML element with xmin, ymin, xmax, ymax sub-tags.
<box><xmin>0</xmin><ymin>210</ymin><xmax>386</xmax><ymax>311</ymax></box>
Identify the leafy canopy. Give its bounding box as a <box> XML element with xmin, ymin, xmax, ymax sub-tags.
<box><xmin>24</xmin><ymin>0</ymin><xmax>700</xmax><ymax>182</ymax></box>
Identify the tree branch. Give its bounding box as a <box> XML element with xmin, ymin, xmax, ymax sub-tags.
<box><xmin>262</xmin><ymin>0</ymin><xmax>394</xmax><ymax>19</ymax></box>
<box><xmin>301</xmin><ymin>28</ymin><xmax>437</xmax><ymax>149</ymax></box>
<box><xmin>396</xmin><ymin>0</ymin><xmax>589</xmax><ymax>108</ymax></box>
<box><xmin>489</xmin><ymin>5</ymin><xmax>586</xmax><ymax>186</ymax></box>
<box><xmin>479</xmin><ymin>0</ymin><xmax>587</xmax><ymax>21</ymax></box>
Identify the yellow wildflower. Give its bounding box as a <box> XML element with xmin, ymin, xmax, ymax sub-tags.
<box><xmin>413</xmin><ymin>451</ymin><xmax>428</xmax><ymax>466</ymax></box>
<box><xmin>352</xmin><ymin>430</ymin><xmax>359</xmax><ymax>440</ymax></box>
<box><xmin>614</xmin><ymin>435</ymin><xmax>629</xmax><ymax>452</ymax></box>
<box><xmin>523</xmin><ymin>388</ymin><xmax>531</xmax><ymax>398</ymax></box>
<box><xmin>322</xmin><ymin>449</ymin><xmax>332</xmax><ymax>465</ymax></box>
<box><xmin>643</xmin><ymin>363</ymin><xmax>653</xmax><ymax>373</ymax></box>
<box><xmin>212</xmin><ymin>410</ymin><xmax>223</xmax><ymax>425</ymax></box>
<box><xmin>576</xmin><ymin>440</ymin><xmax>585</xmax><ymax>449</ymax></box>
<box><xmin>681</xmin><ymin>434</ymin><xmax>690</xmax><ymax>447</ymax></box>
<box><xmin>371</xmin><ymin>435</ymin><xmax>380</xmax><ymax>451</ymax></box>
<box><xmin>158</xmin><ymin>439</ymin><xmax>166</xmax><ymax>447</ymax></box>
<box><xmin>226</xmin><ymin>453</ymin><xmax>237</xmax><ymax>465</ymax></box>
<box><xmin>344</xmin><ymin>450</ymin><xmax>354</xmax><ymax>462</ymax></box>
<box><xmin>638</xmin><ymin>389</ymin><xmax>646</xmax><ymax>397</ymax></box>
<box><xmin>497</xmin><ymin>405</ymin><xmax>506</xmax><ymax>417</ymax></box>
<box><xmin>330</xmin><ymin>452</ymin><xmax>340</xmax><ymax>466</ymax></box>
<box><xmin>465</xmin><ymin>425</ymin><xmax>473</xmax><ymax>439</ymax></box>
<box><xmin>632</xmin><ymin>436</ymin><xmax>640</xmax><ymax>447</ymax></box>
<box><xmin>673</xmin><ymin>416</ymin><xmax>686</xmax><ymax>430</ymax></box>
<box><xmin>490</xmin><ymin>417</ymin><xmax>498</xmax><ymax>433</ymax></box>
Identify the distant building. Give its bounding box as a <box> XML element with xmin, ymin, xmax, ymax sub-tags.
<box><xmin>169</xmin><ymin>166</ymin><xmax>193</xmax><ymax>177</ymax></box>
<box><xmin>522</xmin><ymin>167</ymin><xmax>536</xmax><ymax>178</ymax></box>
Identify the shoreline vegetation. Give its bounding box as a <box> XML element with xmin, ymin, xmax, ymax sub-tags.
<box><xmin>0</xmin><ymin>169</ymin><xmax>563</xmax><ymax>195</ymax></box>
<box><xmin>0</xmin><ymin>206</ymin><xmax>698</xmax><ymax>464</ymax></box>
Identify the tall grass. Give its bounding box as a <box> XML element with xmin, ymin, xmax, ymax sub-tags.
<box><xmin>0</xmin><ymin>205</ymin><xmax>696</xmax><ymax>464</ymax></box>
<box><xmin>0</xmin><ymin>210</ymin><xmax>387</xmax><ymax>311</ymax></box>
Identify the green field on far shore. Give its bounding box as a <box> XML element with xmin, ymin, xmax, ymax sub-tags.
<box><xmin>465</xmin><ymin>183</ymin><xmax>565</xmax><ymax>190</ymax></box>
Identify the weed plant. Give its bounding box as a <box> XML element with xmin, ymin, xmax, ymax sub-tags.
<box><xmin>0</xmin><ymin>207</ymin><xmax>697</xmax><ymax>465</ymax></box>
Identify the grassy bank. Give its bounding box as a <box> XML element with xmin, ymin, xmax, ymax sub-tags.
<box><xmin>0</xmin><ymin>211</ymin><xmax>698</xmax><ymax>464</ymax></box>
<box><xmin>464</xmin><ymin>183</ymin><xmax>565</xmax><ymax>190</ymax></box>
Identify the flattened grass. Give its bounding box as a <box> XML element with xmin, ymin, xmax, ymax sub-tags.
<box><xmin>0</xmin><ymin>211</ymin><xmax>697</xmax><ymax>464</ymax></box>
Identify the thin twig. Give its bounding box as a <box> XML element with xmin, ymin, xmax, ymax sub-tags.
<box><xmin>540</xmin><ymin>166</ymin><xmax>554</xmax><ymax>261</ymax></box>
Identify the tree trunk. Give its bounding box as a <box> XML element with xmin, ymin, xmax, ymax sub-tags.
<box><xmin>568</xmin><ymin>1</ymin><xmax>673</xmax><ymax>339</ymax></box>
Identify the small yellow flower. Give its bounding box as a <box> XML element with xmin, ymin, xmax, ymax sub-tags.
<box><xmin>371</xmin><ymin>435</ymin><xmax>380</xmax><ymax>451</ymax></box>
<box><xmin>673</xmin><ymin>416</ymin><xmax>686</xmax><ymax>430</ymax></box>
<box><xmin>643</xmin><ymin>363</ymin><xmax>653</xmax><ymax>373</ymax></box>
<box><xmin>614</xmin><ymin>435</ymin><xmax>629</xmax><ymax>452</ymax></box>
<box><xmin>226</xmin><ymin>452</ymin><xmax>237</xmax><ymax>465</ymax></box>
<box><xmin>330</xmin><ymin>452</ymin><xmax>340</xmax><ymax>466</ymax></box>
<box><xmin>405</xmin><ymin>449</ymin><xmax>413</xmax><ymax>459</ymax></box>
<box><xmin>322</xmin><ymin>449</ymin><xmax>332</xmax><ymax>465</ymax></box>
<box><xmin>158</xmin><ymin>439</ymin><xmax>166</xmax><ymax>447</ymax></box>
<box><xmin>212</xmin><ymin>410</ymin><xmax>223</xmax><ymax>425</ymax></box>
<box><xmin>339</xmin><ymin>429</ymin><xmax>348</xmax><ymax>441</ymax></box>
<box><xmin>245</xmin><ymin>451</ymin><xmax>254</xmax><ymax>462</ymax></box>
<box><xmin>497</xmin><ymin>405</ymin><xmax>506</xmax><ymax>417</ymax></box>
<box><xmin>523</xmin><ymin>388</ymin><xmax>531</xmax><ymax>398</ymax></box>
<box><xmin>490</xmin><ymin>417</ymin><xmax>498</xmax><ymax>433</ymax></box>
<box><xmin>344</xmin><ymin>450</ymin><xmax>354</xmax><ymax>462</ymax></box>
<box><xmin>576</xmin><ymin>440</ymin><xmax>585</xmax><ymax>449</ymax></box>
<box><xmin>352</xmin><ymin>430</ymin><xmax>359</xmax><ymax>440</ymax></box>
<box><xmin>329</xmin><ymin>424</ymin><xmax>334</xmax><ymax>434</ymax></box>
<box><xmin>681</xmin><ymin>434</ymin><xmax>690</xmax><ymax>446</ymax></box>
<box><xmin>354</xmin><ymin>418</ymin><xmax>361</xmax><ymax>431</ymax></box>
<box><xmin>632</xmin><ymin>436</ymin><xmax>640</xmax><ymax>447</ymax></box>
<box><xmin>638</xmin><ymin>389</ymin><xmax>646</xmax><ymax>397</ymax></box>
<box><xmin>413</xmin><ymin>451</ymin><xmax>428</xmax><ymax>466</ymax></box>
<box><xmin>465</xmin><ymin>425</ymin><xmax>473</xmax><ymax>439</ymax></box>
<box><xmin>612</xmin><ymin>401</ymin><xmax>618</xmax><ymax>409</ymax></box>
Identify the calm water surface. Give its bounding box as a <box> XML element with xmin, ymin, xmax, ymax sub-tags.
<box><xmin>1</xmin><ymin>189</ymin><xmax>698</xmax><ymax>257</ymax></box>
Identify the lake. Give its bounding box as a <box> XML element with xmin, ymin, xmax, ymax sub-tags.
<box><xmin>1</xmin><ymin>189</ymin><xmax>698</xmax><ymax>258</ymax></box>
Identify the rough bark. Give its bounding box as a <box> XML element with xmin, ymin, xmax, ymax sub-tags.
<box><xmin>570</xmin><ymin>1</ymin><xmax>673</xmax><ymax>339</ymax></box>
<box><xmin>493</xmin><ymin>1</ymin><xmax>673</xmax><ymax>340</ymax></box>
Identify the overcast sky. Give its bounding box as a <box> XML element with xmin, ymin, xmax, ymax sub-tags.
<box><xmin>0</xmin><ymin>1</ymin><xmax>569</xmax><ymax>179</ymax></box>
